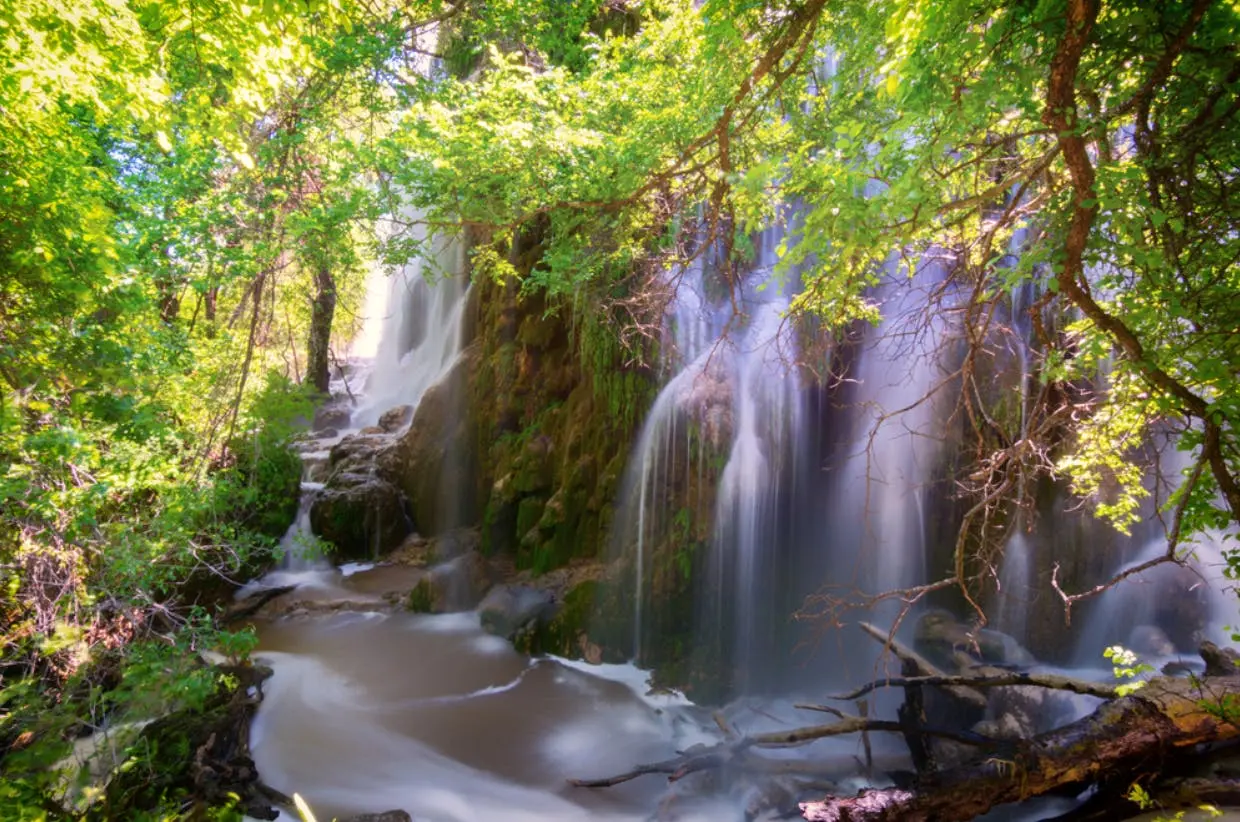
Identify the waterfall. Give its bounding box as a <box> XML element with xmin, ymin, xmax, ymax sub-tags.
<box><xmin>350</xmin><ymin>232</ymin><xmax>470</xmax><ymax>429</ymax></box>
<box><xmin>710</xmin><ymin>298</ymin><xmax>801</xmax><ymax>681</ymax></box>
<box><xmin>1073</xmin><ymin>445</ymin><xmax>1240</xmax><ymax>664</ymax></box>
<box><xmin>615</xmin><ymin>221</ymin><xmax>804</xmax><ymax>687</ymax></box>
<box><xmin>827</xmin><ymin>261</ymin><xmax>955</xmax><ymax>601</ymax></box>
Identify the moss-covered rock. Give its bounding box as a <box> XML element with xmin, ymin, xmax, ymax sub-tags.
<box><xmin>407</xmin><ymin>578</ymin><xmax>436</xmax><ymax>613</ymax></box>
<box><xmin>309</xmin><ymin>473</ymin><xmax>409</xmax><ymax>562</ymax></box>
<box><xmin>465</xmin><ymin>256</ymin><xmax>658</xmax><ymax>572</ymax></box>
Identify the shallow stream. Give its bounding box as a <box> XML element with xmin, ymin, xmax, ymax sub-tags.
<box><xmin>247</xmin><ymin>566</ymin><xmax>726</xmax><ymax>822</ymax></box>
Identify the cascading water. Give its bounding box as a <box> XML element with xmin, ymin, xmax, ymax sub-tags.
<box><xmin>350</xmin><ymin>232</ymin><xmax>470</xmax><ymax>429</ymax></box>
<box><xmin>617</xmin><ymin>222</ymin><xmax>805</xmax><ymax>687</ymax></box>
<box><xmin>827</xmin><ymin>259</ymin><xmax>955</xmax><ymax>602</ymax></box>
<box><xmin>1072</xmin><ymin>444</ymin><xmax>1240</xmax><ymax>664</ymax></box>
<box><xmin>711</xmin><ymin>297</ymin><xmax>802</xmax><ymax>680</ymax></box>
<box><xmin>240</xmin><ymin>223</ymin><xmax>738</xmax><ymax>821</ymax></box>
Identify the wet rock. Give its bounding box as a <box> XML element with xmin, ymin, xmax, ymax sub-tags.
<box><xmin>913</xmin><ymin>610</ymin><xmax>1035</xmax><ymax>670</ymax></box>
<box><xmin>1202</xmin><ymin>641</ymin><xmax>1240</xmax><ymax>677</ymax></box>
<box><xmin>309</xmin><ymin>474</ymin><xmax>410</xmax><ymax>562</ymax></box>
<box><xmin>329</xmin><ymin>431</ymin><xmax>397</xmax><ymax>475</ymax></box>
<box><xmin>679</xmin><ymin>356</ymin><xmax>734</xmax><ymax>449</ymax></box>
<box><xmin>478</xmin><ymin>585</ymin><xmax>555</xmax><ymax>640</ymax></box>
<box><xmin>337</xmin><ymin>811</ymin><xmax>412</xmax><ymax>822</ymax></box>
<box><xmin>429</xmin><ymin>527</ymin><xmax>482</xmax><ymax>563</ymax></box>
<box><xmin>988</xmin><ymin>685</ymin><xmax>1044</xmax><ymax>735</ymax></box>
<box><xmin>406</xmin><ymin>551</ymin><xmax>490</xmax><ymax>613</ymax></box>
<box><xmin>1129</xmin><ymin>624</ymin><xmax>1178</xmax><ymax>657</ymax></box>
<box><xmin>393</xmin><ymin>354</ymin><xmax>478</xmax><ymax>537</ymax></box>
<box><xmin>378</xmin><ymin>404</ymin><xmax>414</xmax><ymax>432</ymax></box>
<box><xmin>315</xmin><ymin>427</ymin><xmax>340</xmax><ymax>440</ymax></box>
<box><xmin>974</xmin><ymin>712</ymin><xmax>1028</xmax><ymax>741</ymax></box>
<box><xmin>222</xmin><ymin>585</ymin><xmax>296</xmax><ymax>624</ymax></box>
<box><xmin>313</xmin><ymin>404</ymin><xmax>352</xmax><ymax>432</ymax></box>
<box><xmin>1161</xmin><ymin>659</ymin><xmax>1203</xmax><ymax>677</ymax></box>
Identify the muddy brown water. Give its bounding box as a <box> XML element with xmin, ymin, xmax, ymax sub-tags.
<box><xmin>247</xmin><ymin>566</ymin><xmax>726</xmax><ymax>822</ymax></box>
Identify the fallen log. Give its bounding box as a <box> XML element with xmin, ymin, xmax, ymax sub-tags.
<box><xmin>800</xmin><ymin>668</ymin><xmax>1240</xmax><ymax>821</ymax></box>
<box><xmin>856</xmin><ymin>622</ymin><xmax>987</xmax><ymax>711</ymax></box>
<box><xmin>569</xmin><ymin>713</ymin><xmax>991</xmax><ymax>788</ymax></box>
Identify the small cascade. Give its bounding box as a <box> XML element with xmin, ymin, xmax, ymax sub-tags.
<box><xmin>239</xmin><ymin>218</ymin><xmax>471</xmax><ymax>587</ymax></box>
<box><xmin>350</xmin><ymin>235</ymin><xmax>470</xmax><ymax>429</ymax></box>
<box><xmin>826</xmin><ymin>260</ymin><xmax>956</xmax><ymax>603</ymax></box>
<box><xmin>995</xmin><ymin>531</ymin><xmax>1033</xmax><ymax>640</ymax></box>
<box><xmin>278</xmin><ymin>483</ymin><xmax>323</xmax><ymax>569</ymax></box>
<box><xmin>617</xmin><ymin>222</ymin><xmax>804</xmax><ymax>689</ymax></box>
<box><xmin>1074</xmin><ymin>445</ymin><xmax>1240</xmax><ymax>664</ymax></box>
<box><xmin>710</xmin><ymin>299</ymin><xmax>801</xmax><ymax>681</ymax></box>
<box><xmin>992</xmin><ymin>230</ymin><xmax>1041</xmax><ymax>641</ymax></box>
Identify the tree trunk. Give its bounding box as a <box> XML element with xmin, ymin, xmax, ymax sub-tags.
<box><xmin>306</xmin><ymin>262</ymin><xmax>336</xmax><ymax>396</ymax></box>
<box><xmin>205</xmin><ymin>285</ymin><xmax>218</xmax><ymax>338</ymax></box>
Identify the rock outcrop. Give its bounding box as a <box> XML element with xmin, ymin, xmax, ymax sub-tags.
<box><xmin>309</xmin><ymin>473</ymin><xmax>409</xmax><ymax>561</ymax></box>
<box><xmin>391</xmin><ymin>353</ymin><xmax>478</xmax><ymax>538</ymax></box>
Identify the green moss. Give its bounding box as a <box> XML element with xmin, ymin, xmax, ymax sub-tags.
<box><xmin>407</xmin><ymin>578</ymin><xmax>435</xmax><ymax>613</ymax></box>
<box><xmin>522</xmin><ymin>579</ymin><xmax>598</xmax><ymax>656</ymax></box>
<box><xmin>515</xmin><ymin>497</ymin><xmax>545</xmax><ymax>538</ymax></box>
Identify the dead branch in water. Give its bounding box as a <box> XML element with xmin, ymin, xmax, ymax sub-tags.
<box><xmin>822</xmin><ymin>671</ymin><xmax>1116</xmax><ymax>702</ymax></box>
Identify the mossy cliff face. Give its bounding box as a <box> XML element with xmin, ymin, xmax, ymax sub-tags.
<box><xmin>465</xmin><ymin>246</ymin><xmax>657</xmax><ymax>574</ymax></box>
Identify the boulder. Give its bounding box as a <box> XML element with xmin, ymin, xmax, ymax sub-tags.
<box><xmin>1129</xmin><ymin>623</ymin><xmax>1177</xmax><ymax>657</ymax></box>
<box><xmin>329</xmin><ymin>431</ymin><xmax>397</xmax><ymax>476</ymax></box>
<box><xmin>378</xmin><ymin>404</ymin><xmax>413</xmax><ymax>433</ymax></box>
<box><xmin>309</xmin><ymin>474</ymin><xmax>410</xmax><ymax>562</ymax></box>
<box><xmin>913</xmin><ymin>610</ymin><xmax>1035</xmax><ymax>670</ymax></box>
<box><xmin>478</xmin><ymin>585</ymin><xmax>555</xmax><ymax>640</ymax></box>
<box><xmin>429</xmin><ymin>527</ymin><xmax>482</xmax><ymax>563</ymax></box>
<box><xmin>407</xmin><ymin>552</ymin><xmax>490</xmax><ymax>613</ymax></box>
<box><xmin>312</xmin><ymin>404</ymin><xmax>352</xmax><ymax>432</ymax></box>
<box><xmin>392</xmin><ymin>353</ymin><xmax>478</xmax><ymax>537</ymax></box>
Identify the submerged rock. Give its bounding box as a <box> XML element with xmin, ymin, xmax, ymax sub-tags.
<box><xmin>378</xmin><ymin>404</ymin><xmax>413</xmax><ymax>432</ymax></box>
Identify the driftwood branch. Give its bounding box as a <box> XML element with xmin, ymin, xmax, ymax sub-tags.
<box><xmin>823</xmin><ymin>672</ymin><xmax>1116</xmax><ymax>702</ymax></box>
<box><xmin>569</xmin><ymin>716</ymin><xmax>989</xmax><ymax>789</ymax></box>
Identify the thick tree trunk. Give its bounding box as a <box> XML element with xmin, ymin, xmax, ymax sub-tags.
<box><xmin>306</xmin><ymin>262</ymin><xmax>336</xmax><ymax>396</ymax></box>
<box><xmin>800</xmin><ymin>673</ymin><xmax>1240</xmax><ymax>821</ymax></box>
